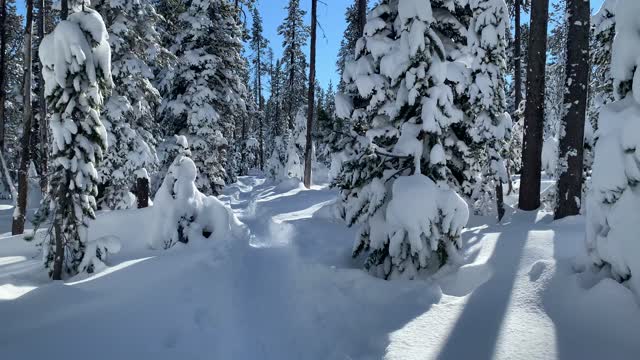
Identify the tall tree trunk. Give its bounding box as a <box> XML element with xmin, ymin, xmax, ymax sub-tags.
<box><xmin>554</xmin><ymin>0</ymin><xmax>590</xmax><ymax>220</ymax></box>
<box><xmin>303</xmin><ymin>0</ymin><xmax>317</xmax><ymax>189</ymax></box>
<box><xmin>518</xmin><ymin>0</ymin><xmax>549</xmax><ymax>211</ymax></box>
<box><xmin>257</xmin><ymin>36</ymin><xmax>264</xmax><ymax>170</ymax></box>
<box><xmin>514</xmin><ymin>0</ymin><xmax>522</xmax><ymax>109</ymax></box>
<box><xmin>357</xmin><ymin>0</ymin><xmax>367</xmax><ymax>38</ymax></box>
<box><xmin>496</xmin><ymin>181</ymin><xmax>505</xmax><ymax>221</ymax></box>
<box><xmin>38</xmin><ymin>0</ymin><xmax>48</xmax><ymax>193</ymax></box>
<box><xmin>12</xmin><ymin>0</ymin><xmax>35</xmax><ymax>235</ymax></box>
<box><xmin>61</xmin><ymin>0</ymin><xmax>68</xmax><ymax>20</ymax></box>
<box><xmin>288</xmin><ymin>27</ymin><xmax>296</xmax><ymax>130</ymax></box>
<box><xmin>0</xmin><ymin>0</ymin><xmax>7</xmax><ymax>153</ymax></box>
<box><xmin>505</xmin><ymin>0</ymin><xmax>522</xmax><ymax>198</ymax></box>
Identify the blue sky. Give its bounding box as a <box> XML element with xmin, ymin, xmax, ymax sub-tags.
<box><xmin>15</xmin><ymin>0</ymin><xmax>606</xmax><ymax>91</ymax></box>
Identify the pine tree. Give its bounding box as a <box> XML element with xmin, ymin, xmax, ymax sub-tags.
<box><xmin>38</xmin><ymin>8</ymin><xmax>113</xmax><ymax>278</ymax></box>
<box><xmin>336</xmin><ymin>0</ymin><xmax>468</xmax><ymax>279</ymax></box>
<box><xmin>161</xmin><ymin>0</ymin><xmax>249</xmax><ymax>195</ymax></box>
<box><xmin>249</xmin><ymin>3</ymin><xmax>269</xmax><ymax>169</ymax></box>
<box><xmin>0</xmin><ymin>0</ymin><xmax>24</xmax><ymax>176</ymax></box>
<box><xmin>589</xmin><ymin>0</ymin><xmax>616</xmax><ymax>126</ymax></box>
<box><xmin>95</xmin><ymin>0</ymin><xmax>169</xmax><ymax>209</ymax></box>
<box><xmin>466</xmin><ymin>0</ymin><xmax>512</xmax><ymax>220</ymax></box>
<box><xmin>586</xmin><ymin>0</ymin><xmax>640</xmax><ymax>296</ymax></box>
<box><xmin>11</xmin><ymin>0</ymin><xmax>34</xmax><ymax>235</ymax></box>
<box><xmin>336</xmin><ymin>3</ymin><xmax>360</xmax><ymax>92</ymax></box>
<box><xmin>278</xmin><ymin>0</ymin><xmax>309</xmax><ymax>129</ymax></box>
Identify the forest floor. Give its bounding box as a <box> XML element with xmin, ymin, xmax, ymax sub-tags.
<box><xmin>0</xmin><ymin>175</ymin><xmax>639</xmax><ymax>359</ymax></box>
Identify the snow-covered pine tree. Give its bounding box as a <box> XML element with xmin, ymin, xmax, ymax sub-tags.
<box><xmin>161</xmin><ymin>0</ymin><xmax>249</xmax><ymax>195</ymax></box>
<box><xmin>264</xmin><ymin>57</ymin><xmax>288</xmax><ymax>178</ymax></box>
<box><xmin>336</xmin><ymin>2</ymin><xmax>361</xmax><ymax>93</ymax></box>
<box><xmin>277</xmin><ymin>0</ymin><xmax>309</xmax><ymax>129</ymax></box>
<box><xmin>94</xmin><ymin>0</ymin><xmax>170</xmax><ymax>210</ymax></box>
<box><xmin>0</xmin><ymin>0</ymin><xmax>24</xmax><ymax>178</ymax></box>
<box><xmin>589</xmin><ymin>0</ymin><xmax>617</xmax><ymax>129</ymax></box>
<box><xmin>38</xmin><ymin>8</ymin><xmax>113</xmax><ymax>278</ymax></box>
<box><xmin>584</xmin><ymin>0</ymin><xmax>617</xmax><ymax>192</ymax></box>
<box><xmin>586</xmin><ymin>0</ymin><xmax>640</xmax><ymax>295</ymax></box>
<box><xmin>249</xmin><ymin>3</ymin><xmax>269</xmax><ymax>169</ymax></box>
<box><xmin>336</xmin><ymin>0</ymin><xmax>469</xmax><ymax>279</ymax></box>
<box><xmin>466</xmin><ymin>0</ymin><xmax>511</xmax><ymax>219</ymax></box>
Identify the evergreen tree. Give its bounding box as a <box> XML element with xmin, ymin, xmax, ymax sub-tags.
<box><xmin>277</xmin><ymin>0</ymin><xmax>309</xmax><ymax>129</ymax></box>
<box><xmin>586</xmin><ymin>0</ymin><xmax>640</xmax><ymax>296</ymax></box>
<box><xmin>336</xmin><ymin>3</ymin><xmax>360</xmax><ymax>92</ymax></box>
<box><xmin>38</xmin><ymin>8</ymin><xmax>113</xmax><ymax>278</ymax></box>
<box><xmin>95</xmin><ymin>0</ymin><xmax>170</xmax><ymax>209</ymax></box>
<box><xmin>0</xmin><ymin>0</ymin><xmax>24</xmax><ymax>177</ymax></box>
<box><xmin>160</xmin><ymin>0</ymin><xmax>249</xmax><ymax>195</ymax></box>
<box><xmin>250</xmin><ymin>3</ymin><xmax>269</xmax><ymax>169</ymax></box>
<box><xmin>335</xmin><ymin>0</ymin><xmax>468</xmax><ymax>279</ymax></box>
<box><xmin>466</xmin><ymin>0</ymin><xmax>512</xmax><ymax>220</ymax></box>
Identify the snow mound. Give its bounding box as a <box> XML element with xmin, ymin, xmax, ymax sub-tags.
<box><xmin>149</xmin><ymin>156</ymin><xmax>245</xmax><ymax>250</ymax></box>
<box><xmin>384</xmin><ymin>175</ymin><xmax>469</xmax><ymax>278</ymax></box>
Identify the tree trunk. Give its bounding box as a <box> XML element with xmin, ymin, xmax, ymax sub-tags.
<box><xmin>136</xmin><ymin>176</ymin><xmax>149</xmax><ymax>209</ymax></box>
<box><xmin>257</xmin><ymin>37</ymin><xmax>264</xmax><ymax>170</ymax></box>
<box><xmin>518</xmin><ymin>0</ymin><xmax>548</xmax><ymax>211</ymax></box>
<box><xmin>38</xmin><ymin>0</ymin><xmax>48</xmax><ymax>193</ymax></box>
<box><xmin>554</xmin><ymin>0</ymin><xmax>590</xmax><ymax>220</ymax></box>
<box><xmin>514</xmin><ymin>0</ymin><xmax>522</xmax><ymax>111</ymax></box>
<box><xmin>12</xmin><ymin>0</ymin><xmax>35</xmax><ymax>235</ymax></box>
<box><xmin>506</xmin><ymin>164</ymin><xmax>513</xmax><ymax>195</ymax></box>
<box><xmin>52</xmin><ymin>222</ymin><xmax>63</xmax><ymax>280</ymax></box>
<box><xmin>61</xmin><ymin>0</ymin><xmax>68</xmax><ymax>20</ymax></box>
<box><xmin>303</xmin><ymin>0</ymin><xmax>317</xmax><ymax>189</ymax></box>
<box><xmin>0</xmin><ymin>0</ymin><xmax>7</xmax><ymax>153</ymax></box>
<box><xmin>496</xmin><ymin>181</ymin><xmax>505</xmax><ymax>221</ymax></box>
<box><xmin>357</xmin><ymin>0</ymin><xmax>367</xmax><ymax>38</ymax></box>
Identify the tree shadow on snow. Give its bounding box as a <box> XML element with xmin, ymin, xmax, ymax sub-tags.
<box><xmin>436</xmin><ymin>211</ymin><xmax>537</xmax><ymax>360</ymax></box>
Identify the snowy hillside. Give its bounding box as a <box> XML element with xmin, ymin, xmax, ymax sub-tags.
<box><xmin>1</xmin><ymin>175</ymin><xmax>638</xmax><ymax>360</ymax></box>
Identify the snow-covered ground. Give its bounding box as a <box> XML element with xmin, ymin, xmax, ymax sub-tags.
<box><xmin>0</xmin><ymin>175</ymin><xmax>639</xmax><ymax>359</ymax></box>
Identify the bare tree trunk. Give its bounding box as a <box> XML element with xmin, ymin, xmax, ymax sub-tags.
<box><xmin>61</xmin><ymin>0</ymin><xmax>68</xmax><ymax>20</ymax></box>
<box><xmin>38</xmin><ymin>0</ymin><xmax>48</xmax><ymax>193</ymax></box>
<box><xmin>0</xmin><ymin>0</ymin><xmax>7</xmax><ymax>153</ymax></box>
<box><xmin>52</xmin><ymin>221</ymin><xmax>63</xmax><ymax>280</ymax></box>
<box><xmin>518</xmin><ymin>0</ymin><xmax>548</xmax><ymax>211</ymax></box>
<box><xmin>357</xmin><ymin>0</ymin><xmax>367</xmax><ymax>38</ymax></box>
<box><xmin>506</xmin><ymin>165</ymin><xmax>513</xmax><ymax>195</ymax></box>
<box><xmin>514</xmin><ymin>0</ymin><xmax>522</xmax><ymax>109</ymax></box>
<box><xmin>136</xmin><ymin>176</ymin><xmax>149</xmax><ymax>209</ymax></box>
<box><xmin>12</xmin><ymin>0</ymin><xmax>35</xmax><ymax>235</ymax></box>
<box><xmin>555</xmin><ymin>0</ymin><xmax>590</xmax><ymax>220</ymax></box>
<box><xmin>303</xmin><ymin>0</ymin><xmax>317</xmax><ymax>189</ymax></box>
<box><xmin>257</xmin><ymin>37</ymin><xmax>264</xmax><ymax>170</ymax></box>
<box><xmin>496</xmin><ymin>181</ymin><xmax>505</xmax><ymax>221</ymax></box>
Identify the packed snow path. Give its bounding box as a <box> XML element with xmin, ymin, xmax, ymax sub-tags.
<box><xmin>0</xmin><ymin>176</ymin><xmax>639</xmax><ymax>359</ymax></box>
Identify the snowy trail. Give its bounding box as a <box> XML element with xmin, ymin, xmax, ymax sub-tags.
<box><xmin>0</xmin><ymin>176</ymin><xmax>639</xmax><ymax>359</ymax></box>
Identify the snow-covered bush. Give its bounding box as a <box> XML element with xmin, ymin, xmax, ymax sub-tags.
<box><xmin>373</xmin><ymin>175</ymin><xmax>469</xmax><ymax>279</ymax></box>
<box><xmin>38</xmin><ymin>8</ymin><xmax>115</xmax><ymax>277</ymax></box>
<box><xmin>150</xmin><ymin>155</ymin><xmax>244</xmax><ymax>250</ymax></box>
<box><xmin>586</xmin><ymin>0</ymin><xmax>640</xmax><ymax>295</ymax></box>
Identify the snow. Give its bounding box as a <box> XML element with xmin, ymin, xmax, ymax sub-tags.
<box><xmin>1</xmin><ymin>175</ymin><xmax>639</xmax><ymax>359</ymax></box>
